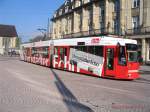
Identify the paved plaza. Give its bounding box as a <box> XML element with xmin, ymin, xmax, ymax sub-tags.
<box><xmin>0</xmin><ymin>56</ymin><xmax>150</xmax><ymax>112</ymax></box>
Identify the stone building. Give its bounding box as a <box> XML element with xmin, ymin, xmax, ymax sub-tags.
<box><xmin>51</xmin><ymin>0</ymin><xmax>150</xmax><ymax>64</ymax></box>
<box><xmin>126</xmin><ymin>0</ymin><xmax>150</xmax><ymax>64</ymax></box>
<box><xmin>0</xmin><ymin>24</ymin><xmax>18</xmax><ymax>55</ymax></box>
<box><xmin>51</xmin><ymin>0</ymin><xmax>120</xmax><ymax>39</ymax></box>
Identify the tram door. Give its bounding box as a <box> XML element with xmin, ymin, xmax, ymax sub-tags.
<box><xmin>105</xmin><ymin>46</ymin><xmax>116</xmax><ymax>77</ymax></box>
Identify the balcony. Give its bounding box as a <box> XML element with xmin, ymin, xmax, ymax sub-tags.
<box><xmin>60</xmin><ymin>29</ymin><xmax>108</xmax><ymax>38</ymax></box>
<box><xmin>126</xmin><ymin>27</ymin><xmax>150</xmax><ymax>35</ymax></box>
<box><xmin>112</xmin><ymin>11</ymin><xmax>117</xmax><ymax>20</ymax></box>
<box><xmin>131</xmin><ymin>7</ymin><xmax>140</xmax><ymax>16</ymax></box>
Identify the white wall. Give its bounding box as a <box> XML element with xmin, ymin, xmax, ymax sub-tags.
<box><xmin>0</xmin><ymin>37</ymin><xmax>4</xmax><ymax>54</ymax></box>
<box><xmin>0</xmin><ymin>48</ymin><xmax>4</xmax><ymax>55</ymax></box>
<box><xmin>0</xmin><ymin>37</ymin><xmax>17</xmax><ymax>55</ymax></box>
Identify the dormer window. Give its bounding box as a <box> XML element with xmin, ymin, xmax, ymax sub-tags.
<box><xmin>65</xmin><ymin>6</ymin><xmax>69</xmax><ymax>13</ymax></box>
<box><xmin>65</xmin><ymin>1</ymin><xmax>68</xmax><ymax>5</ymax></box>
<box><xmin>59</xmin><ymin>9</ymin><xmax>63</xmax><ymax>15</ymax></box>
<box><xmin>132</xmin><ymin>16</ymin><xmax>139</xmax><ymax>29</ymax></box>
<box><xmin>54</xmin><ymin>13</ymin><xmax>57</xmax><ymax>18</ymax></box>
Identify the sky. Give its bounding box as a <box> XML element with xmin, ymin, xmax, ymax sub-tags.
<box><xmin>0</xmin><ymin>0</ymin><xmax>64</xmax><ymax>42</ymax></box>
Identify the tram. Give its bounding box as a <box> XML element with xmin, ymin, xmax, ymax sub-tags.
<box><xmin>20</xmin><ymin>35</ymin><xmax>140</xmax><ymax>80</ymax></box>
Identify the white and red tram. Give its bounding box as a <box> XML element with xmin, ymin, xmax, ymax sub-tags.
<box><xmin>20</xmin><ymin>36</ymin><xmax>140</xmax><ymax>80</ymax></box>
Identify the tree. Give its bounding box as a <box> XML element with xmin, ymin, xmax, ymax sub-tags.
<box><xmin>29</xmin><ymin>35</ymin><xmax>44</xmax><ymax>42</ymax></box>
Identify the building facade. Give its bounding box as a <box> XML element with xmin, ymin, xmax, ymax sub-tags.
<box><xmin>126</xmin><ymin>0</ymin><xmax>150</xmax><ymax>64</ymax></box>
<box><xmin>51</xmin><ymin>0</ymin><xmax>120</xmax><ymax>39</ymax></box>
<box><xmin>0</xmin><ymin>25</ymin><xmax>18</xmax><ymax>55</ymax></box>
<box><xmin>51</xmin><ymin>0</ymin><xmax>150</xmax><ymax>64</ymax></box>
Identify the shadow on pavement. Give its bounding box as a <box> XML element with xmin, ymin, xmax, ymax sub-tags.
<box><xmin>133</xmin><ymin>78</ymin><xmax>150</xmax><ymax>84</ymax></box>
<box><xmin>139</xmin><ymin>70</ymin><xmax>150</xmax><ymax>75</ymax></box>
<box><xmin>50</xmin><ymin>69</ymin><xmax>93</xmax><ymax>112</ymax></box>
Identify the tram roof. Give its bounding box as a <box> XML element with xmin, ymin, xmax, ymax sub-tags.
<box><xmin>21</xmin><ymin>36</ymin><xmax>137</xmax><ymax>48</ymax></box>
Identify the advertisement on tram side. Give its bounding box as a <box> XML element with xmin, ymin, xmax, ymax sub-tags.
<box><xmin>69</xmin><ymin>48</ymin><xmax>104</xmax><ymax>76</ymax></box>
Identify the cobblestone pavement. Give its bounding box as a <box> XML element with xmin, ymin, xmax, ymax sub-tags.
<box><xmin>0</xmin><ymin>56</ymin><xmax>150</xmax><ymax>112</ymax></box>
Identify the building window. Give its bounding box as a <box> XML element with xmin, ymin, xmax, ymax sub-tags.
<box><xmin>80</xmin><ymin>11</ymin><xmax>83</xmax><ymax>31</ymax></box>
<box><xmin>114</xmin><ymin>0</ymin><xmax>120</xmax><ymax>12</ymax></box>
<box><xmin>100</xmin><ymin>6</ymin><xmax>105</xmax><ymax>32</ymax></box>
<box><xmin>114</xmin><ymin>19</ymin><xmax>119</xmax><ymax>34</ymax></box>
<box><xmin>59</xmin><ymin>9</ymin><xmax>63</xmax><ymax>15</ymax></box>
<box><xmin>2</xmin><ymin>38</ymin><xmax>5</xmax><ymax>46</ymax></box>
<box><xmin>114</xmin><ymin>0</ymin><xmax>120</xmax><ymax>35</ymax></box>
<box><xmin>65</xmin><ymin>6</ymin><xmax>69</xmax><ymax>13</ymax></box>
<box><xmin>100</xmin><ymin>22</ymin><xmax>105</xmax><ymax>33</ymax></box>
<box><xmin>88</xmin><ymin>6</ymin><xmax>93</xmax><ymax>31</ymax></box>
<box><xmin>100</xmin><ymin>6</ymin><xmax>105</xmax><ymax>21</ymax></box>
<box><xmin>68</xmin><ymin>16</ymin><xmax>71</xmax><ymax>33</ymax></box>
<box><xmin>132</xmin><ymin>16</ymin><xmax>139</xmax><ymax>33</ymax></box>
<box><xmin>77</xmin><ymin>10</ymin><xmax>82</xmax><ymax>31</ymax></box>
<box><xmin>137</xmin><ymin>40</ymin><xmax>142</xmax><ymax>57</ymax></box>
<box><xmin>132</xmin><ymin>0</ymin><xmax>140</xmax><ymax>8</ymax></box>
<box><xmin>149</xmin><ymin>42</ymin><xmax>150</xmax><ymax>60</ymax></box>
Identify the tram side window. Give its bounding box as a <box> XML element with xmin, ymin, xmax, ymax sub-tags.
<box><xmin>42</xmin><ymin>47</ymin><xmax>49</xmax><ymax>58</ymax></box>
<box><xmin>88</xmin><ymin>46</ymin><xmax>103</xmax><ymax>56</ymax></box>
<box><xmin>87</xmin><ymin>46</ymin><xmax>94</xmax><ymax>54</ymax></box>
<box><xmin>74</xmin><ymin>46</ymin><xmax>103</xmax><ymax>56</ymax></box>
<box><xmin>60</xmin><ymin>47</ymin><xmax>67</xmax><ymax>61</ymax></box>
<box><xmin>54</xmin><ymin>47</ymin><xmax>58</xmax><ymax>55</ymax></box>
<box><xmin>64</xmin><ymin>48</ymin><xmax>67</xmax><ymax>56</ymax></box>
<box><xmin>32</xmin><ymin>48</ymin><xmax>37</xmax><ymax>56</ymax></box>
<box><xmin>75</xmin><ymin>46</ymin><xmax>87</xmax><ymax>52</ymax></box>
<box><xmin>60</xmin><ymin>48</ymin><xmax>63</xmax><ymax>60</ymax></box>
<box><xmin>118</xmin><ymin>46</ymin><xmax>127</xmax><ymax>65</ymax></box>
<box><xmin>36</xmin><ymin>48</ymin><xmax>41</xmax><ymax>57</ymax></box>
<box><xmin>94</xmin><ymin>46</ymin><xmax>103</xmax><ymax>56</ymax></box>
<box><xmin>26</xmin><ymin>48</ymin><xmax>30</xmax><ymax>56</ymax></box>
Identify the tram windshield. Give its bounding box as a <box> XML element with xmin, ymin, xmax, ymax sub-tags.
<box><xmin>126</xmin><ymin>44</ymin><xmax>138</xmax><ymax>62</ymax></box>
